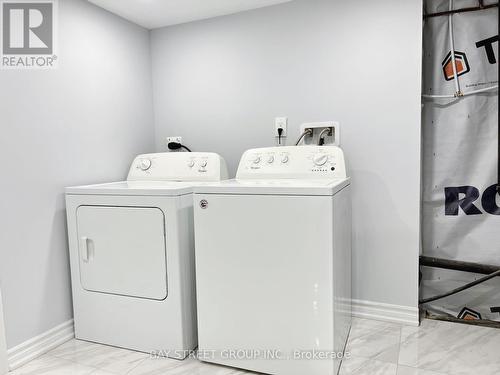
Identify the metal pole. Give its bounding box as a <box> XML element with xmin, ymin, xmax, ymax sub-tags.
<box><xmin>424</xmin><ymin>2</ymin><xmax>498</xmax><ymax>18</ymax></box>
<box><xmin>420</xmin><ymin>256</ymin><xmax>500</xmax><ymax>275</ymax></box>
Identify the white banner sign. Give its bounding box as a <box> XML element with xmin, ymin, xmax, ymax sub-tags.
<box><xmin>421</xmin><ymin>0</ymin><xmax>499</xmax><ymax>321</ymax></box>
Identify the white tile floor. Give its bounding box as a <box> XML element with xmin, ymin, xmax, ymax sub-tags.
<box><xmin>9</xmin><ymin>318</ymin><xmax>500</xmax><ymax>375</ymax></box>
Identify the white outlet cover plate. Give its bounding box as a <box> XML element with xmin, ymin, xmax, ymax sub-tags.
<box><xmin>166</xmin><ymin>136</ymin><xmax>182</xmax><ymax>144</ymax></box>
<box><xmin>275</xmin><ymin>117</ymin><xmax>287</xmax><ymax>137</ymax></box>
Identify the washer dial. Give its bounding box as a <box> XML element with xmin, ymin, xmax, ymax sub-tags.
<box><xmin>313</xmin><ymin>154</ymin><xmax>329</xmax><ymax>166</ymax></box>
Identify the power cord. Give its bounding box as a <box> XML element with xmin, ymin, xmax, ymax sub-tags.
<box><xmin>295</xmin><ymin>129</ymin><xmax>313</xmax><ymax>146</ymax></box>
<box><xmin>419</xmin><ymin>268</ymin><xmax>500</xmax><ymax>304</ymax></box>
<box><xmin>277</xmin><ymin>127</ymin><xmax>284</xmax><ymax>145</ymax></box>
<box><xmin>168</xmin><ymin>142</ymin><xmax>192</xmax><ymax>152</ymax></box>
<box><xmin>317</xmin><ymin>128</ymin><xmax>331</xmax><ymax>146</ymax></box>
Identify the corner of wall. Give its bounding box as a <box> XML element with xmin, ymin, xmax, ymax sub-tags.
<box><xmin>0</xmin><ymin>289</ymin><xmax>8</xmax><ymax>375</ymax></box>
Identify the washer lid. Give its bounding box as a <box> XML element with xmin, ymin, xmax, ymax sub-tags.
<box><xmin>193</xmin><ymin>178</ymin><xmax>350</xmax><ymax>196</ymax></box>
<box><xmin>66</xmin><ymin>181</ymin><xmax>196</xmax><ymax>196</ymax></box>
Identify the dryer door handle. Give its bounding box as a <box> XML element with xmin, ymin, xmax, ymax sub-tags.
<box><xmin>80</xmin><ymin>236</ymin><xmax>90</xmax><ymax>262</ymax></box>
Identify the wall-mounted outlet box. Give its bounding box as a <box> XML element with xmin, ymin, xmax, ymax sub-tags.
<box><xmin>166</xmin><ymin>136</ymin><xmax>182</xmax><ymax>145</ymax></box>
<box><xmin>300</xmin><ymin>122</ymin><xmax>340</xmax><ymax>146</ymax></box>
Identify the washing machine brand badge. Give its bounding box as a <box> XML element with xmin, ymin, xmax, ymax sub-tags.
<box><xmin>1</xmin><ymin>0</ymin><xmax>58</xmax><ymax>69</ymax></box>
<box><xmin>200</xmin><ymin>199</ymin><xmax>208</xmax><ymax>209</ymax></box>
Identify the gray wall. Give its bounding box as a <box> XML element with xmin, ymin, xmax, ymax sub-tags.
<box><xmin>0</xmin><ymin>0</ymin><xmax>154</xmax><ymax>348</ymax></box>
<box><xmin>151</xmin><ymin>0</ymin><xmax>422</xmax><ymax>308</ymax></box>
<box><xmin>0</xmin><ymin>288</ymin><xmax>7</xmax><ymax>373</ymax></box>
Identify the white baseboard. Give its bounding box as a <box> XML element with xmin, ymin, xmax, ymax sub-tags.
<box><xmin>7</xmin><ymin>320</ymin><xmax>74</xmax><ymax>371</ymax></box>
<box><xmin>352</xmin><ymin>299</ymin><xmax>419</xmax><ymax>326</ymax></box>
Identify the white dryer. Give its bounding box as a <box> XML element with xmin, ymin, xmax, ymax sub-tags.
<box><xmin>193</xmin><ymin>146</ymin><xmax>351</xmax><ymax>375</ymax></box>
<box><xmin>65</xmin><ymin>152</ymin><xmax>228</xmax><ymax>358</ymax></box>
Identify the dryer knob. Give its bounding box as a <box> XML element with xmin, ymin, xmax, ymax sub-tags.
<box><xmin>199</xmin><ymin>160</ymin><xmax>208</xmax><ymax>168</ymax></box>
<box><xmin>187</xmin><ymin>160</ymin><xmax>195</xmax><ymax>168</ymax></box>
<box><xmin>139</xmin><ymin>158</ymin><xmax>152</xmax><ymax>171</ymax></box>
<box><xmin>281</xmin><ymin>155</ymin><xmax>289</xmax><ymax>164</ymax></box>
<box><xmin>267</xmin><ymin>155</ymin><xmax>275</xmax><ymax>164</ymax></box>
<box><xmin>313</xmin><ymin>154</ymin><xmax>328</xmax><ymax>166</ymax></box>
<box><xmin>253</xmin><ymin>156</ymin><xmax>261</xmax><ymax>164</ymax></box>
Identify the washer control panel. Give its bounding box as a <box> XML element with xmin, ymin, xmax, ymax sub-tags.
<box><xmin>236</xmin><ymin>146</ymin><xmax>347</xmax><ymax>180</ymax></box>
<box><xmin>128</xmin><ymin>152</ymin><xmax>228</xmax><ymax>182</ymax></box>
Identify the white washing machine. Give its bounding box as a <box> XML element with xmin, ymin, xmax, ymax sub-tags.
<box><xmin>193</xmin><ymin>146</ymin><xmax>351</xmax><ymax>375</ymax></box>
<box><xmin>65</xmin><ymin>152</ymin><xmax>228</xmax><ymax>358</ymax></box>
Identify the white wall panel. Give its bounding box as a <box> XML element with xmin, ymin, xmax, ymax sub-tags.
<box><xmin>0</xmin><ymin>0</ymin><xmax>154</xmax><ymax>348</ymax></box>
<box><xmin>151</xmin><ymin>0</ymin><xmax>422</xmax><ymax>311</ymax></box>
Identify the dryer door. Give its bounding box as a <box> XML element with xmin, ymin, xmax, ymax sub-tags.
<box><xmin>76</xmin><ymin>206</ymin><xmax>167</xmax><ymax>300</ymax></box>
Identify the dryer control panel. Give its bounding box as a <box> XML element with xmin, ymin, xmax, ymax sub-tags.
<box><xmin>236</xmin><ymin>146</ymin><xmax>347</xmax><ymax>180</ymax></box>
<box><xmin>127</xmin><ymin>152</ymin><xmax>228</xmax><ymax>182</ymax></box>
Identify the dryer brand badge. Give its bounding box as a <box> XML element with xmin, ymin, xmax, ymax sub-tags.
<box><xmin>1</xmin><ymin>0</ymin><xmax>58</xmax><ymax>69</ymax></box>
<box><xmin>200</xmin><ymin>200</ymin><xmax>208</xmax><ymax>209</ymax></box>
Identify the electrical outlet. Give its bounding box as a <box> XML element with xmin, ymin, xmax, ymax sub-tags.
<box><xmin>166</xmin><ymin>136</ymin><xmax>182</xmax><ymax>145</ymax></box>
<box><xmin>275</xmin><ymin>117</ymin><xmax>287</xmax><ymax>138</ymax></box>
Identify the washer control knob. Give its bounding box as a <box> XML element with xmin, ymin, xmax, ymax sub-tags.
<box><xmin>139</xmin><ymin>158</ymin><xmax>152</xmax><ymax>171</ymax></box>
<box><xmin>267</xmin><ymin>155</ymin><xmax>275</xmax><ymax>164</ymax></box>
<box><xmin>313</xmin><ymin>154</ymin><xmax>328</xmax><ymax>166</ymax></box>
<box><xmin>199</xmin><ymin>160</ymin><xmax>208</xmax><ymax>168</ymax></box>
<box><xmin>253</xmin><ymin>156</ymin><xmax>261</xmax><ymax>164</ymax></box>
<box><xmin>281</xmin><ymin>155</ymin><xmax>289</xmax><ymax>164</ymax></box>
<box><xmin>187</xmin><ymin>160</ymin><xmax>195</xmax><ymax>168</ymax></box>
